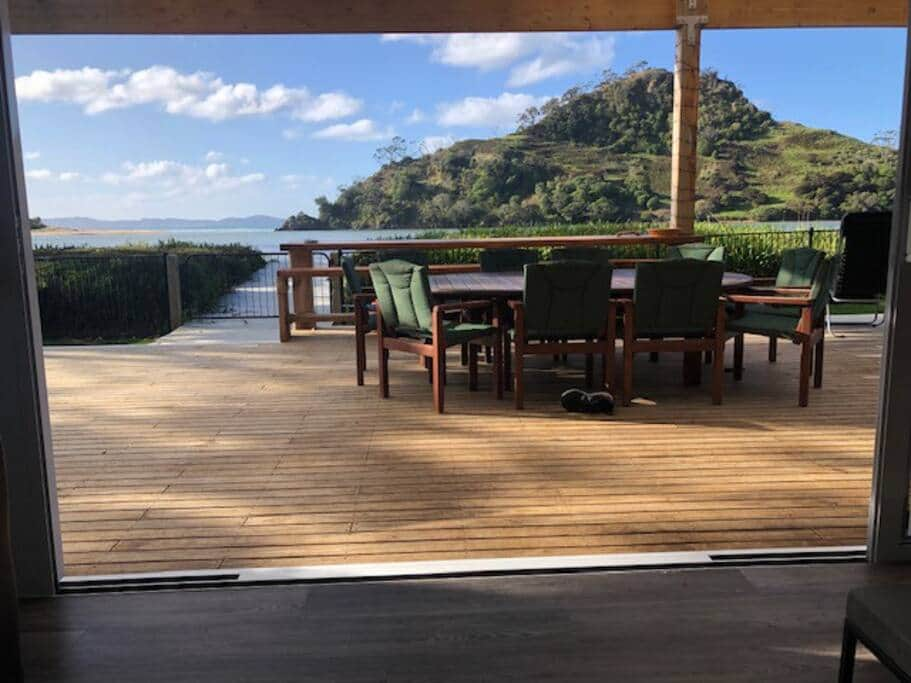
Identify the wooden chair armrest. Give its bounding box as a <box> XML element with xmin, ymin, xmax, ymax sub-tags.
<box><xmin>433</xmin><ymin>300</ymin><xmax>494</xmax><ymax>314</ymax></box>
<box><xmin>726</xmin><ymin>293</ymin><xmax>813</xmax><ymax>307</ymax></box>
<box><xmin>747</xmin><ymin>286</ymin><xmax>812</xmax><ymax>296</ymax></box>
<box><xmin>506</xmin><ymin>300</ymin><xmax>524</xmax><ymax>311</ymax></box>
<box><xmin>352</xmin><ymin>292</ymin><xmax>375</xmax><ymax>304</ymax></box>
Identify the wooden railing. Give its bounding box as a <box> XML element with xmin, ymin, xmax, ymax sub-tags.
<box><xmin>277</xmin><ymin>232</ymin><xmax>698</xmax><ymax>337</ymax></box>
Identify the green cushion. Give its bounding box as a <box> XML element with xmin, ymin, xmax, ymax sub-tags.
<box><xmin>776</xmin><ymin>248</ymin><xmax>824</xmax><ymax>288</ymax></box>
<box><xmin>480</xmin><ymin>248</ymin><xmax>539</xmax><ymax>272</ymax></box>
<box><xmin>399</xmin><ymin>321</ymin><xmax>495</xmax><ymax>346</ymax></box>
<box><xmin>341</xmin><ymin>254</ymin><xmax>370</xmax><ymax>298</ymax></box>
<box><xmin>727</xmin><ymin>311</ymin><xmax>801</xmax><ymax>338</ymax></box>
<box><xmin>522</xmin><ymin>261</ymin><xmax>613</xmax><ymax>337</ymax></box>
<box><xmin>510</xmin><ymin>328</ymin><xmax>606</xmax><ymax>341</ymax></box>
<box><xmin>666</xmin><ymin>243</ymin><xmax>725</xmax><ymax>263</ymax></box>
<box><xmin>368</xmin><ymin>260</ymin><xmax>434</xmax><ymax>333</ymax></box>
<box><xmin>633</xmin><ymin>260</ymin><xmax>724</xmax><ymax>337</ymax></box>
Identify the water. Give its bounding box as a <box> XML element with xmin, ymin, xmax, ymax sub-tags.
<box><xmin>30</xmin><ymin>221</ymin><xmax>840</xmax><ymax>253</ymax></box>
<box><xmin>31</xmin><ymin>227</ymin><xmax>423</xmax><ymax>253</ymax></box>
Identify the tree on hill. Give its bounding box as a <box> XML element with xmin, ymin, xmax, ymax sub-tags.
<box><xmin>277</xmin><ymin>211</ymin><xmax>330</xmax><ymax>231</ymax></box>
<box><xmin>305</xmin><ymin>65</ymin><xmax>894</xmax><ymax>229</ymax></box>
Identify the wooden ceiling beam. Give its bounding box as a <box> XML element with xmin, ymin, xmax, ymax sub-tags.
<box><xmin>8</xmin><ymin>0</ymin><xmax>907</xmax><ymax>35</ymax></box>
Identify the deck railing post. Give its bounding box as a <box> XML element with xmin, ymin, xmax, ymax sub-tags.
<box><xmin>165</xmin><ymin>253</ymin><xmax>182</xmax><ymax>331</ymax></box>
<box><xmin>808</xmin><ymin>226</ymin><xmax>816</xmax><ymax>249</ymax></box>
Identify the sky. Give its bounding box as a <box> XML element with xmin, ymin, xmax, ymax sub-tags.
<box><xmin>9</xmin><ymin>28</ymin><xmax>907</xmax><ymax>221</ymax></box>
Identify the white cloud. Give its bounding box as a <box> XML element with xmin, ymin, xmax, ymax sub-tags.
<box><xmin>406</xmin><ymin>108</ymin><xmax>425</xmax><ymax>124</ymax></box>
<box><xmin>15</xmin><ymin>65</ymin><xmax>363</xmax><ymax>123</ymax></box>
<box><xmin>101</xmin><ymin>159</ymin><xmax>265</xmax><ymax>195</ymax></box>
<box><xmin>25</xmin><ymin>151</ymin><xmax>41</xmax><ymax>160</ymax></box>
<box><xmin>420</xmin><ymin>135</ymin><xmax>456</xmax><ymax>154</ymax></box>
<box><xmin>437</xmin><ymin>92</ymin><xmax>550</xmax><ymax>128</ymax></box>
<box><xmin>25</xmin><ymin>169</ymin><xmax>53</xmax><ymax>180</ymax></box>
<box><xmin>24</xmin><ymin>168</ymin><xmax>82</xmax><ymax>182</ymax></box>
<box><xmin>58</xmin><ymin>171</ymin><xmax>81</xmax><ymax>182</ymax></box>
<box><xmin>382</xmin><ymin>33</ymin><xmax>615</xmax><ymax>86</ymax></box>
<box><xmin>280</xmin><ymin>173</ymin><xmax>336</xmax><ymax>191</ymax></box>
<box><xmin>312</xmin><ymin>118</ymin><xmax>394</xmax><ymax>142</ymax></box>
<box><xmin>282</xmin><ymin>128</ymin><xmax>303</xmax><ymax>140</ymax></box>
<box><xmin>204</xmin><ymin>150</ymin><xmax>224</xmax><ymax>162</ymax></box>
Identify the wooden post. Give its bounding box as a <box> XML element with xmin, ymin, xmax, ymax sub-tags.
<box><xmin>288</xmin><ymin>242</ymin><xmax>316</xmax><ymax>329</ymax></box>
<box><xmin>165</xmin><ymin>253</ymin><xmax>182</xmax><ymax>331</ymax></box>
<box><xmin>670</xmin><ymin>0</ymin><xmax>707</xmax><ymax>233</ymax></box>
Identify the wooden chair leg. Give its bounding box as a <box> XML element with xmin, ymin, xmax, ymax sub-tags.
<box><xmin>433</xmin><ymin>343</ymin><xmax>446</xmax><ymax>414</ymax></box>
<box><xmin>378</xmin><ymin>347</ymin><xmax>389</xmax><ymax>398</ymax></box>
<box><xmin>485</xmin><ymin>346</ymin><xmax>493</xmax><ymax>363</ymax></box>
<box><xmin>649</xmin><ymin>352</ymin><xmax>659</xmax><ymax>363</ymax></box>
<box><xmin>585</xmin><ymin>349</ymin><xmax>594</xmax><ymax>389</ymax></box>
<box><xmin>704</xmin><ymin>351</ymin><xmax>712</xmax><ymax>365</ymax></box>
<box><xmin>553</xmin><ymin>354</ymin><xmax>560</xmax><ymax>366</ymax></box>
<box><xmin>468</xmin><ymin>343</ymin><xmax>478</xmax><ymax>391</ymax></box>
<box><xmin>711</xmin><ymin>340</ymin><xmax>724</xmax><ymax>405</ymax></box>
<box><xmin>461</xmin><ymin>343</ymin><xmax>468</xmax><ymax>366</ymax></box>
<box><xmin>504</xmin><ymin>337</ymin><xmax>513</xmax><ymax>392</ymax></box>
<box><xmin>814</xmin><ymin>336</ymin><xmax>825</xmax><ymax>389</ymax></box>
<box><xmin>733</xmin><ymin>334</ymin><xmax>744</xmax><ymax>381</ymax></box>
<box><xmin>493</xmin><ymin>331</ymin><xmax>503</xmax><ymax>400</ymax></box>
<box><xmin>769</xmin><ymin>337</ymin><xmax>778</xmax><ymax>363</ymax></box>
<box><xmin>425</xmin><ymin>356</ymin><xmax>432</xmax><ymax>384</ymax></box>
<box><xmin>623</xmin><ymin>345</ymin><xmax>634</xmax><ymax>407</ymax></box>
<box><xmin>799</xmin><ymin>340</ymin><xmax>813</xmax><ymax>407</ymax></box>
<box><xmin>355</xmin><ymin>325</ymin><xmax>366</xmax><ymax>386</ymax></box>
<box><xmin>515</xmin><ymin>346</ymin><xmax>525</xmax><ymax>410</ymax></box>
<box><xmin>838</xmin><ymin>621</ymin><xmax>856</xmax><ymax>683</ymax></box>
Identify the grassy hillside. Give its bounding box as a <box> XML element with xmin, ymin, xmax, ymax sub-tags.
<box><xmin>307</xmin><ymin>67</ymin><xmax>895</xmax><ymax>230</ymax></box>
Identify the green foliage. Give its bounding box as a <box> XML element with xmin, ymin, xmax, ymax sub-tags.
<box><xmin>35</xmin><ymin>241</ymin><xmax>265</xmax><ymax>343</ymax></box>
<box><xmin>29</xmin><ymin>216</ymin><xmax>46</xmax><ymax>230</ymax></box>
<box><xmin>403</xmin><ymin>223</ymin><xmax>839</xmax><ymax>279</ymax></box>
<box><xmin>279</xmin><ymin>211</ymin><xmax>330</xmax><ymax>231</ymax></box>
<box><xmin>302</xmin><ymin>65</ymin><xmax>894</xmax><ymax>229</ymax></box>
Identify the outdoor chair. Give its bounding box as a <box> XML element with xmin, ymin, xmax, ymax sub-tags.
<box><xmin>726</xmin><ymin>254</ymin><xmax>840</xmax><ymax>407</ymax></box>
<box><xmin>829</xmin><ymin>211</ymin><xmax>890</xmax><ymax>331</ymax></box>
<box><xmin>666</xmin><ymin>242</ymin><xmax>725</xmax><ymax>262</ymax></box>
<box><xmin>839</xmin><ymin>585</ymin><xmax>911</xmax><ymax>682</ymax></box>
<box><xmin>739</xmin><ymin>247</ymin><xmax>826</xmax><ymax>362</ymax></box>
<box><xmin>341</xmin><ymin>255</ymin><xmax>375</xmax><ymax>386</ymax></box>
<box><xmin>612</xmin><ymin>260</ymin><xmax>727</xmax><ymax>406</ymax></box>
<box><xmin>480</xmin><ymin>248</ymin><xmax>539</xmax><ymax>272</ymax></box>
<box><xmin>508</xmin><ymin>261</ymin><xmax>614</xmax><ymax>410</ymax></box>
<box><xmin>370</xmin><ymin>260</ymin><xmax>502</xmax><ymax>413</ymax></box>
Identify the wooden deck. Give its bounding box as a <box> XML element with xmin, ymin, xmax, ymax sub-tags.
<box><xmin>44</xmin><ymin>327</ymin><xmax>882</xmax><ymax>576</ymax></box>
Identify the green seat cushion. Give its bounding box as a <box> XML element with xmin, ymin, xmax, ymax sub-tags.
<box><xmin>510</xmin><ymin>328</ymin><xmax>605</xmax><ymax>342</ymax></box>
<box><xmin>727</xmin><ymin>310</ymin><xmax>800</xmax><ymax>338</ymax></box>
<box><xmin>398</xmin><ymin>321</ymin><xmax>496</xmax><ymax>346</ymax></box>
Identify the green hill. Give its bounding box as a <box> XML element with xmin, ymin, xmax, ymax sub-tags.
<box><xmin>307</xmin><ymin>66</ymin><xmax>896</xmax><ymax>229</ymax></box>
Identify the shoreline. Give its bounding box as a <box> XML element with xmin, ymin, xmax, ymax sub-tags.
<box><xmin>34</xmin><ymin>227</ymin><xmax>161</xmax><ymax>236</ymax></box>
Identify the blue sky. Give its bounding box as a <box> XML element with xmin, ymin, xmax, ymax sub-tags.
<box><xmin>10</xmin><ymin>28</ymin><xmax>907</xmax><ymax>220</ymax></box>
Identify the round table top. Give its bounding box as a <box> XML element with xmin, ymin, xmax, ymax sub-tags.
<box><xmin>430</xmin><ymin>268</ymin><xmax>754</xmax><ymax>298</ymax></box>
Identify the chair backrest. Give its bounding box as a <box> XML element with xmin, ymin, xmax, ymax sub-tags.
<box><xmin>340</xmin><ymin>255</ymin><xmax>364</xmax><ymax>297</ymax></box>
<box><xmin>666</xmin><ymin>242</ymin><xmax>725</xmax><ymax>263</ymax></box>
<box><xmin>384</xmin><ymin>249</ymin><xmax>429</xmax><ymax>266</ymax></box>
<box><xmin>810</xmin><ymin>254</ymin><xmax>842</xmax><ymax>325</ymax></box>
<box><xmin>522</xmin><ymin>261</ymin><xmax>613</xmax><ymax>335</ymax></box>
<box><xmin>837</xmin><ymin>211</ymin><xmax>891</xmax><ymax>299</ymax></box>
<box><xmin>633</xmin><ymin>260</ymin><xmax>724</xmax><ymax>337</ymax></box>
<box><xmin>549</xmin><ymin>247</ymin><xmax>613</xmax><ymax>265</ymax></box>
<box><xmin>776</xmin><ymin>247</ymin><xmax>825</xmax><ymax>288</ymax></box>
<box><xmin>368</xmin><ymin>260</ymin><xmax>433</xmax><ymax>334</ymax></box>
<box><xmin>480</xmin><ymin>248</ymin><xmax>539</xmax><ymax>272</ymax></box>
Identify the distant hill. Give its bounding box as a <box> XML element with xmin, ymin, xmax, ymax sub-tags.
<box><xmin>45</xmin><ymin>215</ymin><xmax>283</xmax><ymax>230</ymax></box>
<box><xmin>305</xmin><ymin>66</ymin><xmax>896</xmax><ymax>229</ymax></box>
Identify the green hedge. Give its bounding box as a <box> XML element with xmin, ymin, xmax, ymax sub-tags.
<box><xmin>35</xmin><ymin>241</ymin><xmax>265</xmax><ymax>343</ymax></box>
<box><xmin>396</xmin><ymin>223</ymin><xmax>839</xmax><ymax>277</ymax></box>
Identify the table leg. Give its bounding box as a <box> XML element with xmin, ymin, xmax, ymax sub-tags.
<box><xmin>683</xmin><ymin>351</ymin><xmax>702</xmax><ymax>386</ymax></box>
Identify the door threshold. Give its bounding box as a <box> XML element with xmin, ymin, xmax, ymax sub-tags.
<box><xmin>58</xmin><ymin>545</ymin><xmax>868</xmax><ymax>593</ymax></box>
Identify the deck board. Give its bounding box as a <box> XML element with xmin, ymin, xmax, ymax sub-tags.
<box><xmin>44</xmin><ymin>327</ymin><xmax>881</xmax><ymax>576</ymax></box>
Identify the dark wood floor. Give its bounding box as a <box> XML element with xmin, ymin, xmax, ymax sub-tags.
<box><xmin>18</xmin><ymin>562</ymin><xmax>911</xmax><ymax>682</ymax></box>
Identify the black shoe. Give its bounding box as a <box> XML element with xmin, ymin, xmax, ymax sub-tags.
<box><xmin>560</xmin><ymin>388</ymin><xmax>588</xmax><ymax>412</ymax></box>
<box><xmin>585</xmin><ymin>391</ymin><xmax>615</xmax><ymax>414</ymax></box>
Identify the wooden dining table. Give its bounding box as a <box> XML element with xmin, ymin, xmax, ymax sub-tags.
<box><xmin>429</xmin><ymin>268</ymin><xmax>755</xmax><ymax>389</ymax></box>
<box><xmin>430</xmin><ymin>268</ymin><xmax>754</xmax><ymax>298</ymax></box>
